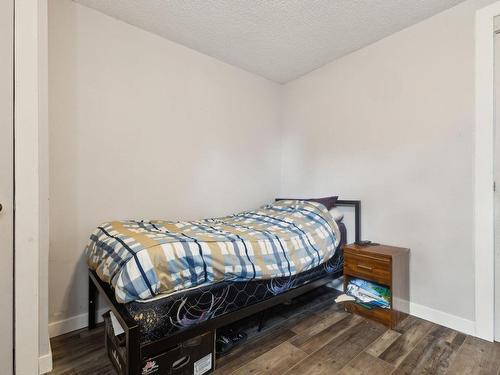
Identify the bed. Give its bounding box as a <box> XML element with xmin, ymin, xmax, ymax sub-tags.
<box><xmin>87</xmin><ymin>198</ymin><xmax>360</xmax><ymax>374</ymax></box>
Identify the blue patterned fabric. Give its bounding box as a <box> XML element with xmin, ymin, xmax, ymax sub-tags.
<box><xmin>86</xmin><ymin>200</ymin><xmax>340</xmax><ymax>303</ymax></box>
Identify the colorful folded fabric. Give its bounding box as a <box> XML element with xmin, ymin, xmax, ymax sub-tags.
<box><xmin>346</xmin><ymin>278</ymin><xmax>391</xmax><ymax>309</ymax></box>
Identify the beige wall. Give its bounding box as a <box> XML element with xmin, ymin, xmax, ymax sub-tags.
<box><xmin>280</xmin><ymin>0</ymin><xmax>496</xmax><ymax>322</ymax></box>
<box><xmin>48</xmin><ymin>0</ymin><xmax>281</xmax><ymax>327</ymax></box>
<box><xmin>49</xmin><ymin>0</ymin><xmax>497</xmax><ymax>334</ymax></box>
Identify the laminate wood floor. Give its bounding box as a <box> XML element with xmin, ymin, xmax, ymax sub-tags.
<box><xmin>50</xmin><ymin>286</ymin><xmax>500</xmax><ymax>375</ymax></box>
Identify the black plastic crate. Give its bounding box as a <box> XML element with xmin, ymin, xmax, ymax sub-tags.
<box><xmin>104</xmin><ymin>312</ymin><xmax>215</xmax><ymax>375</ymax></box>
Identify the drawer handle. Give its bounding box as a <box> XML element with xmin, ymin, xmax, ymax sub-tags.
<box><xmin>357</xmin><ymin>264</ymin><xmax>373</xmax><ymax>271</ymax></box>
<box><xmin>346</xmin><ymin>253</ymin><xmax>390</xmax><ymax>262</ymax></box>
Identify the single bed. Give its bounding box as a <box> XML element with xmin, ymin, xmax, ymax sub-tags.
<box><xmin>87</xmin><ymin>198</ymin><xmax>360</xmax><ymax>374</ymax></box>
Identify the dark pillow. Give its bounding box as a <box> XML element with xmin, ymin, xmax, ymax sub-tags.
<box><xmin>275</xmin><ymin>196</ymin><xmax>338</xmax><ymax>211</ymax></box>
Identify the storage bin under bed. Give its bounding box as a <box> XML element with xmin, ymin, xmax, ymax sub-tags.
<box><xmin>104</xmin><ymin>312</ymin><xmax>215</xmax><ymax>375</ymax></box>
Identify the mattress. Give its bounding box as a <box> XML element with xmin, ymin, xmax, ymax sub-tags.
<box><xmin>86</xmin><ymin>200</ymin><xmax>341</xmax><ymax>303</ymax></box>
<box><xmin>127</xmin><ymin>221</ymin><xmax>346</xmax><ymax>344</ymax></box>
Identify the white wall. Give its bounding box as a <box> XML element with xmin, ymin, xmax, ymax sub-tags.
<box><xmin>280</xmin><ymin>0</ymin><xmax>497</xmax><ymax>324</ymax></box>
<box><xmin>48</xmin><ymin>0</ymin><xmax>281</xmax><ymax>330</ymax></box>
<box><xmin>48</xmin><ymin>0</ymin><xmax>498</xmax><ymax>337</ymax></box>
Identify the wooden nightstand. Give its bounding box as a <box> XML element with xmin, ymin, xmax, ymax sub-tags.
<box><xmin>343</xmin><ymin>243</ymin><xmax>409</xmax><ymax>328</ymax></box>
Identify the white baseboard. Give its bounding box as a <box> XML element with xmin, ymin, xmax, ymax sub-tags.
<box><xmin>38</xmin><ymin>348</ymin><xmax>53</xmax><ymax>374</ymax></box>
<box><xmin>409</xmin><ymin>302</ymin><xmax>475</xmax><ymax>336</ymax></box>
<box><xmin>49</xmin><ymin>307</ymin><xmax>108</xmax><ymax>338</ymax></box>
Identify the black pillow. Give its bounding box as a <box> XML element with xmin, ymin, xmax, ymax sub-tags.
<box><xmin>275</xmin><ymin>196</ymin><xmax>338</xmax><ymax>211</ymax></box>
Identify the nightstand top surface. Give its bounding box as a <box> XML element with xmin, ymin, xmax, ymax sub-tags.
<box><xmin>343</xmin><ymin>243</ymin><xmax>409</xmax><ymax>257</ymax></box>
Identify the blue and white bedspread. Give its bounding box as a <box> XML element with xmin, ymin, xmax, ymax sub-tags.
<box><xmin>85</xmin><ymin>200</ymin><xmax>340</xmax><ymax>303</ymax></box>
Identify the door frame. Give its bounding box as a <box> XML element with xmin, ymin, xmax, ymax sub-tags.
<box><xmin>475</xmin><ymin>1</ymin><xmax>500</xmax><ymax>342</ymax></box>
<box><xmin>14</xmin><ymin>0</ymin><xmax>49</xmax><ymax>373</ymax></box>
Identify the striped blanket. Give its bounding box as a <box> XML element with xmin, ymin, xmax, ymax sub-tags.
<box><xmin>86</xmin><ymin>200</ymin><xmax>340</xmax><ymax>303</ymax></box>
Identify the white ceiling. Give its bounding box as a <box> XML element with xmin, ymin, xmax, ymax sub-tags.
<box><xmin>74</xmin><ymin>0</ymin><xmax>465</xmax><ymax>83</ymax></box>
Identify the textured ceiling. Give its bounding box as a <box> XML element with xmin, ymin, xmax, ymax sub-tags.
<box><xmin>74</xmin><ymin>0</ymin><xmax>466</xmax><ymax>83</ymax></box>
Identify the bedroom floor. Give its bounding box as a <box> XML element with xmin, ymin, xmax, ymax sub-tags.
<box><xmin>50</xmin><ymin>286</ymin><xmax>500</xmax><ymax>375</ymax></box>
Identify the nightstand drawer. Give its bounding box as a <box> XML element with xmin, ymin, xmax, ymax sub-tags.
<box><xmin>344</xmin><ymin>252</ymin><xmax>391</xmax><ymax>285</ymax></box>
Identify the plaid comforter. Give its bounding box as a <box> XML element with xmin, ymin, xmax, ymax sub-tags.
<box><xmin>86</xmin><ymin>200</ymin><xmax>340</xmax><ymax>303</ymax></box>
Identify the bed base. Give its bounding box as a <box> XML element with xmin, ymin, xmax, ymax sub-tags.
<box><xmin>88</xmin><ymin>199</ymin><xmax>360</xmax><ymax>375</ymax></box>
<box><xmin>89</xmin><ymin>269</ymin><xmax>343</xmax><ymax>374</ymax></box>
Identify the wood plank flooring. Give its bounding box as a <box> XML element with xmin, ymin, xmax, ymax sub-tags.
<box><xmin>50</xmin><ymin>286</ymin><xmax>500</xmax><ymax>375</ymax></box>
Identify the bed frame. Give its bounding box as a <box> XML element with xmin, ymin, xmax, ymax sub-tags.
<box><xmin>88</xmin><ymin>199</ymin><xmax>361</xmax><ymax>375</ymax></box>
